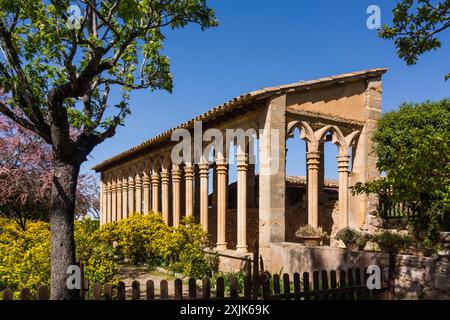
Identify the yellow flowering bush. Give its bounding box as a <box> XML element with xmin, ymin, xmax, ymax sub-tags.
<box><xmin>162</xmin><ymin>217</ymin><xmax>219</xmax><ymax>278</ymax></box>
<box><xmin>0</xmin><ymin>217</ymin><xmax>50</xmax><ymax>297</ymax></box>
<box><xmin>0</xmin><ymin>217</ymin><xmax>119</xmax><ymax>297</ymax></box>
<box><xmin>96</xmin><ymin>213</ymin><xmax>170</xmax><ymax>265</ymax></box>
<box><xmin>0</xmin><ymin>213</ymin><xmax>218</xmax><ymax>297</ymax></box>
<box><xmin>97</xmin><ymin>213</ymin><xmax>218</xmax><ymax>277</ymax></box>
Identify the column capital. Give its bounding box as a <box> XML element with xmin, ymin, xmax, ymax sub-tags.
<box><xmin>216</xmin><ymin>162</ymin><xmax>228</xmax><ymax>175</ymax></box>
<box><xmin>184</xmin><ymin>165</ymin><xmax>194</xmax><ymax>179</ymax></box>
<box><xmin>128</xmin><ymin>175</ymin><xmax>135</xmax><ymax>188</ymax></box>
<box><xmin>306</xmin><ymin>151</ymin><xmax>321</xmax><ymax>170</ymax></box>
<box><xmin>236</xmin><ymin>153</ymin><xmax>248</xmax><ymax>171</ymax></box>
<box><xmin>337</xmin><ymin>155</ymin><xmax>351</xmax><ymax>173</ymax></box>
<box><xmin>142</xmin><ymin>174</ymin><xmax>150</xmax><ymax>185</ymax></box>
<box><xmin>160</xmin><ymin>171</ymin><xmax>170</xmax><ymax>183</ymax></box>
<box><xmin>172</xmin><ymin>166</ymin><xmax>182</xmax><ymax>183</ymax></box>
<box><xmin>198</xmin><ymin>163</ymin><xmax>209</xmax><ymax>177</ymax></box>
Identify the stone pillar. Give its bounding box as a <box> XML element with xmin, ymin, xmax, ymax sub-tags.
<box><xmin>172</xmin><ymin>165</ymin><xmax>181</xmax><ymax>227</ymax></box>
<box><xmin>135</xmin><ymin>172</ymin><xmax>142</xmax><ymax>214</ymax></box>
<box><xmin>259</xmin><ymin>95</ymin><xmax>286</xmax><ymax>260</ymax></box>
<box><xmin>184</xmin><ymin>164</ymin><xmax>194</xmax><ymax>217</ymax></box>
<box><xmin>116</xmin><ymin>175</ymin><xmax>123</xmax><ymax>221</ymax></box>
<box><xmin>143</xmin><ymin>170</ymin><xmax>151</xmax><ymax>214</ymax></box>
<box><xmin>151</xmin><ymin>171</ymin><xmax>160</xmax><ymax>213</ymax></box>
<box><xmin>106</xmin><ymin>176</ymin><xmax>111</xmax><ymax>223</ymax></box>
<box><xmin>161</xmin><ymin>170</ymin><xmax>170</xmax><ymax>224</ymax></box>
<box><xmin>237</xmin><ymin>153</ymin><xmax>248</xmax><ymax>253</ymax></box>
<box><xmin>306</xmin><ymin>151</ymin><xmax>320</xmax><ymax>228</ymax></box>
<box><xmin>337</xmin><ymin>155</ymin><xmax>351</xmax><ymax>229</ymax></box>
<box><xmin>216</xmin><ymin>159</ymin><xmax>228</xmax><ymax>250</ymax></box>
<box><xmin>111</xmin><ymin>175</ymin><xmax>117</xmax><ymax>221</ymax></box>
<box><xmin>100</xmin><ymin>176</ymin><xmax>107</xmax><ymax>225</ymax></box>
<box><xmin>198</xmin><ymin>162</ymin><xmax>209</xmax><ymax>231</ymax></box>
<box><xmin>122</xmin><ymin>173</ymin><xmax>129</xmax><ymax>219</ymax></box>
<box><xmin>128</xmin><ymin>172</ymin><xmax>135</xmax><ymax>214</ymax></box>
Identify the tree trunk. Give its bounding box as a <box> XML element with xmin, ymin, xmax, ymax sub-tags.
<box><xmin>50</xmin><ymin>160</ymin><xmax>80</xmax><ymax>300</ymax></box>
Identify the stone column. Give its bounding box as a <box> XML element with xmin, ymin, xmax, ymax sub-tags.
<box><xmin>337</xmin><ymin>155</ymin><xmax>351</xmax><ymax>229</ymax></box>
<box><xmin>184</xmin><ymin>164</ymin><xmax>194</xmax><ymax>217</ymax></box>
<box><xmin>236</xmin><ymin>153</ymin><xmax>248</xmax><ymax>253</ymax></box>
<box><xmin>216</xmin><ymin>158</ymin><xmax>228</xmax><ymax>250</ymax></box>
<box><xmin>198</xmin><ymin>162</ymin><xmax>209</xmax><ymax>231</ymax></box>
<box><xmin>151</xmin><ymin>171</ymin><xmax>160</xmax><ymax>213</ymax></box>
<box><xmin>143</xmin><ymin>170</ymin><xmax>151</xmax><ymax>214</ymax></box>
<box><xmin>161</xmin><ymin>170</ymin><xmax>170</xmax><ymax>224</ymax></box>
<box><xmin>100</xmin><ymin>176</ymin><xmax>107</xmax><ymax>225</ymax></box>
<box><xmin>172</xmin><ymin>165</ymin><xmax>181</xmax><ymax>227</ymax></box>
<box><xmin>116</xmin><ymin>174</ymin><xmax>123</xmax><ymax>221</ymax></box>
<box><xmin>106</xmin><ymin>176</ymin><xmax>112</xmax><ymax>223</ymax></box>
<box><xmin>135</xmin><ymin>172</ymin><xmax>142</xmax><ymax>214</ymax></box>
<box><xmin>258</xmin><ymin>95</ymin><xmax>286</xmax><ymax>260</ymax></box>
<box><xmin>306</xmin><ymin>151</ymin><xmax>320</xmax><ymax>228</ymax></box>
<box><xmin>111</xmin><ymin>175</ymin><xmax>117</xmax><ymax>221</ymax></box>
<box><xmin>128</xmin><ymin>171</ymin><xmax>135</xmax><ymax>214</ymax></box>
<box><xmin>122</xmin><ymin>173</ymin><xmax>129</xmax><ymax>219</ymax></box>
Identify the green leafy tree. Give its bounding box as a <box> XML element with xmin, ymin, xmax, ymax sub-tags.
<box><xmin>352</xmin><ymin>99</ymin><xmax>450</xmax><ymax>245</ymax></box>
<box><xmin>0</xmin><ymin>0</ymin><xmax>217</xmax><ymax>299</ymax></box>
<box><xmin>379</xmin><ymin>0</ymin><xmax>450</xmax><ymax>80</ymax></box>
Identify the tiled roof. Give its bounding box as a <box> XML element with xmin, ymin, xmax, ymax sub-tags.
<box><xmin>92</xmin><ymin>68</ymin><xmax>387</xmax><ymax>172</ymax></box>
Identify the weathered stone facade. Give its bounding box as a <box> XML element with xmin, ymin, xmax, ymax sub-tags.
<box><xmin>93</xmin><ymin>68</ymin><xmax>386</xmax><ymax>270</ymax></box>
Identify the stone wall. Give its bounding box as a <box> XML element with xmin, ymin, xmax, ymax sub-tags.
<box><xmin>265</xmin><ymin>234</ymin><xmax>450</xmax><ymax>300</ymax></box>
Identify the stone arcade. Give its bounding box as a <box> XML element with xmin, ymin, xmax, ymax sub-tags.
<box><xmin>92</xmin><ymin>69</ymin><xmax>386</xmax><ymax>272</ymax></box>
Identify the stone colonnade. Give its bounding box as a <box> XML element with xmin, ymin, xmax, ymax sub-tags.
<box><xmin>100</xmin><ymin>140</ymin><xmax>254</xmax><ymax>253</ymax></box>
<box><xmin>96</xmin><ymin>69</ymin><xmax>385</xmax><ymax>260</ymax></box>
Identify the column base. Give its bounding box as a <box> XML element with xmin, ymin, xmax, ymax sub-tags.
<box><xmin>216</xmin><ymin>243</ymin><xmax>228</xmax><ymax>251</ymax></box>
<box><xmin>236</xmin><ymin>246</ymin><xmax>248</xmax><ymax>254</ymax></box>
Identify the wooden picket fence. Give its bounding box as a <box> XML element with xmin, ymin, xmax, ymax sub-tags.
<box><xmin>2</xmin><ymin>267</ymin><xmax>388</xmax><ymax>300</ymax></box>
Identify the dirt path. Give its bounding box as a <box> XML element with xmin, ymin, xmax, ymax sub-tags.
<box><xmin>119</xmin><ymin>265</ymin><xmax>196</xmax><ymax>299</ymax></box>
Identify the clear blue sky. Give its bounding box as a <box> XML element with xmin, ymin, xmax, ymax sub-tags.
<box><xmin>82</xmin><ymin>0</ymin><xmax>450</xmax><ymax>180</ymax></box>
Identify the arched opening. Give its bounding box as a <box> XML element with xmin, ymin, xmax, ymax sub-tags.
<box><xmin>285</xmin><ymin>127</ymin><xmax>308</xmax><ymax>242</ymax></box>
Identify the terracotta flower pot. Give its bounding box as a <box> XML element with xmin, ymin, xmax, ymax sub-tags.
<box><xmin>300</xmin><ymin>236</ymin><xmax>322</xmax><ymax>247</ymax></box>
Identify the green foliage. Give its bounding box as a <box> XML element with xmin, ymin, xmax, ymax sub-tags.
<box><xmin>97</xmin><ymin>213</ymin><xmax>170</xmax><ymax>265</ymax></box>
<box><xmin>97</xmin><ymin>213</ymin><xmax>218</xmax><ymax>278</ymax></box>
<box><xmin>0</xmin><ymin>217</ymin><xmax>50</xmax><ymax>298</ymax></box>
<box><xmin>352</xmin><ymin>99</ymin><xmax>450</xmax><ymax>244</ymax></box>
<box><xmin>372</xmin><ymin>230</ymin><xmax>413</xmax><ymax>252</ymax></box>
<box><xmin>379</xmin><ymin>0</ymin><xmax>450</xmax><ymax>80</ymax></box>
<box><xmin>74</xmin><ymin>217</ymin><xmax>119</xmax><ymax>285</ymax></box>
<box><xmin>162</xmin><ymin>217</ymin><xmax>219</xmax><ymax>278</ymax></box>
<box><xmin>335</xmin><ymin>227</ymin><xmax>370</xmax><ymax>249</ymax></box>
<box><xmin>0</xmin><ymin>0</ymin><xmax>218</xmax><ymax>142</ymax></box>
<box><xmin>295</xmin><ymin>225</ymin><xmax>327</xmax><ymax>238</ymax></box>
<box><xmin>0</xmin><ymin>216</ymin><xmax>118</xmax><ymax>297</ymax></box>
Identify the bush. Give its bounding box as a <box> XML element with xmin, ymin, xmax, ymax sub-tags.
<box><xmin>163</xmin><ymin>217</ymin><xmax>219</xmax><ymax>278</ymax></box>
<box><xmin>96</xmin><ymin>213</ymin><xmax>170</xmax><ymax>265</ymax></box>
<box><xmin>335</xmin><ymin>227</ymin><xmax>370</xmax><ymax>250</ymax></box>
<box><xmin>0</xmin><ymin>216</ymin><xmax>119</xmax><ymax>297</ymax></box>
<box><xmin>372</xmin><ymin>230</ymin><xmax>413</xmax><ymax>252</ymax></box>
<box><xmin>97</xmin><ymin>213</ymin><xmax>218</xmax><ymax>278</ymax></box>
<box><xmin>0</xmin><ymin>218</ymin><xmax>50</xmax><ymax>297</ymax></box>
<box><xmin>295</xmin><ymin>225</ymin><xmax>327</xmax><ymax>238</ymax></box>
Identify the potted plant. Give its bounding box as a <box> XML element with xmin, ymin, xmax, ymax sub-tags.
<box><xmin>335</xmin><ymin>227</ymin><xmax>370</xmax><ymax>251</ymax></box>
<box><xmin>295</xmin><ymin>225</ymin><xmax>327</xmax><ymax>247</ymax></box>
<box><xmin>372</xmin><ymin>230</ymin><xmax>413</xmax><ymax>253</ymax></box>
